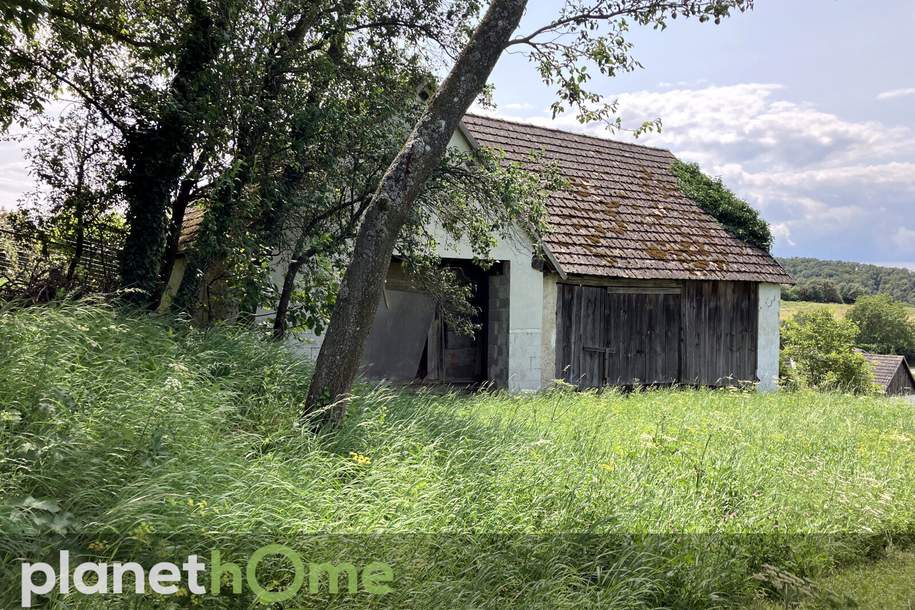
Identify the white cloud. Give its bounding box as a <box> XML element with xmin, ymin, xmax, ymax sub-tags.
<box><xmin>482</xmin><ymin>83</ymin><xmax>915</xmax><ymax>262</ymax></box>
<box><xmin>0</xmin><ymin>140</ymin><xmax>30</xmax><ymax>210</ymax></box>
<box><xmin>893</xmin><ymin>227</ymin><xmax>915</xmax><ymax>250</ymax></box>
<box><xmin>877</xmin><ymin>87</ymin><xmax>915</xmax><ymax>101</ymax></box>
<box><xmin>500</xmin><ymin>102</ymin><xmax>535</xmax><ymax>111</ymax></box>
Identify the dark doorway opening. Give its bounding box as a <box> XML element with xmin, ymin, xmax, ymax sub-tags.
<box><xmin>360</xmin><ymin>258</ymin><xmax>491</xmax><ymax>386</ymax></box>
<box><xmin>418</xmin><ymin>260</ymin><xmax>489</xmax><ymax>384</ymax></box>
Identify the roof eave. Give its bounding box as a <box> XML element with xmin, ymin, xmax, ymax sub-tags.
<box><xmin>541</xmin><ymin>244</ymin><xmax>567</xmax><ymax>280</ymax></box>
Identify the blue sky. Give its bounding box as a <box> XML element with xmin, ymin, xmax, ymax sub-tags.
<box><xmin>477</xmin><ymin>0</ymin><xmax>915</xmax><ymax>268</ymax></box>
<box><xmin>2</xmin><ymin>1</ymin><xmax>913</xmax><ymax>267</ymax></box>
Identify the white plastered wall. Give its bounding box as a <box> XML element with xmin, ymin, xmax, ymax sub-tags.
<box><xmin>756</xmin><ymin>282</ymin><xmax>782</xmax><ymax>392</ymax></box>
<box><xmin>425</xmin><ymin>130</ymin><xmax>543</xmax><ymax>391</ymax></box>
<box><xmin>540</xmin><ymin>273</ymin><xmax>558</xmax><ymax>388</ymax></box>
<box><xmin>279</xmin><ymin>128</ymin><xmax>546</xmax><ymax>392</ymax></box>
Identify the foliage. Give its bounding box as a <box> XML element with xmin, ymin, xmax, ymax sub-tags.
<box><xmin>1</xmin><ymin>304</ymin><xmax>914</xmax><ymax>607</ymax></box>
<box><xmin>779</xmin><ymin>257</ymin><xmax>915</xmax><ymax>306</ymax></box>
<box><xmin>780</xmin><ymin>309</ymin><xmax>876</xmax><ymax>394</ymax></box>
<box><xmin>782</xmin><ymin>300</ymin><xmax>915</xmax><ymax>323</ymax></box>
<box><xmin>0</xmin><ymin>212</ymin><xmax>70</xmax><ymax>302</ymax></box>
<box><xmin>782</xmin><ymin>279</ymin><xmax>844</xmax><ymax>304</ymax></box>
<box><xmin>1</xmin><ymin>0</ymin><xmax>494</xmax><ymax>304</ymax></box>
<box><xmin>672</xmin><ymin>160</ymin><xmax>772</xmax><ymax>251</ymax></box>
<box><xmin>848</xmin><ymin>294</ymin><xmax>915</xmax><ymax>360</ymax></box>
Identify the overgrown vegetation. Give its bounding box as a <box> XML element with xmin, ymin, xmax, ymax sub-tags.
<box><xmin>848</xmin><ymin>294</ymin><xmax>915</xmax><ymax>361</ymax></box>
<box><xmin>2</xmin><ymin>304</ymin><xmax>913</xmax><ymax>607</ymax></box>
<box><xmin>672</xmin><ymin>160</ymin><xmax>773</xmax><ymax>252</ymax></box>
<box><xmin>780</xmin><ymin>309</ymin><xmax>876</xmax><ymax>394</ymax></box>
<box><xmin>780</xmin><ymin>257</ymin><xmax>915</xmax><ymax>305</ymax></box>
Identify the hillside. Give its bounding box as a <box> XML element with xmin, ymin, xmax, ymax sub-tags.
<box><xmin>2</xmin><ymin>304</ymin><xmax>915</xmax><ymax>608</ymax></box>
<box><xmin>779</xmin><ymin>257</ymin><xmax>915</xmax><ymax>305</ymax></box>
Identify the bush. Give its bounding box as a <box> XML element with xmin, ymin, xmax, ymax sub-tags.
<box><xmin>780</xmin><ymin>308</ymin><xmax>876</xmax><ymax>393</ymax></box>
<box><xmin>672</xmin><ymin>161</ymin><xmax>773</xmax><ymax>251</ymax></box>
<box><xmin>793</xmin><ymin>280</ymin><xmax>844</xmax><ymax>304</ymax></box>
<box><xmin>839</xmin><ymin>282</ymin><xmax>867</xmax><ymax>304</ymax></box>
<box><xmin>848</xmin><ymin>294</ymin><xmax>915</xmax><ymax>360</ymax></box>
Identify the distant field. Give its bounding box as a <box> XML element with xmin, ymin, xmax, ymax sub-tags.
<box><xmin>781</xmin><ymin>300</ymin><xmax>915</xmax><ymax>323</ymax></box>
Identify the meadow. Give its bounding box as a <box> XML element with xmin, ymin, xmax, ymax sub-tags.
<box><xmin>1</xmin><ymin>303</ymin><xmax>914</xmax><ymax>608</ymax></box>
<box><xmin>781</xmin><ymin>299</ymin><xmax>915</xmax><ymax>323</ymax></box>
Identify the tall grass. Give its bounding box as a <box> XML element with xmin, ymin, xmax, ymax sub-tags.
<box><xmin>1</xmin><ymin>302</ymin><xmax>914</xmax><ymax>608</ymax></box>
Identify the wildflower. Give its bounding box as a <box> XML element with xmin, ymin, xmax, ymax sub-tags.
<box><xmin>349</xmin><ymin>451</ymin><xmax>372</xmax><ymax>465</ymax></box>
<box><xmin>130</xmin><ymin>522</ymin><xmax>154</xmax><ymax>543</ymax></box>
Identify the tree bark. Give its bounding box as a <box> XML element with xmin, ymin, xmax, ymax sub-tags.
<box><xmin>66</xmin><ymin>212</ymin><xmax>85</xmax><ymax>286</ymax></box>
<box><xmin>303</xmin><ymin>0</ymin><xmax>528</xmax><ymax>427</ymax></box>
<box><xmin>273</xmin><ymin>256</ymin><xmax>304</xmax><ymax>340</ymax></box>
<box><xmin>65</xmin><ymin>159</ymin><xmax>87</xmax><ymax>286</ymax></box>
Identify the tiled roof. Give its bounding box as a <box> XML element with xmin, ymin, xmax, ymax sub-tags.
<box><xmin>461</xmin><ymin>114</ymin><xmax>794</xmax><ymax>283</ymax></box>
<box><xmin>858</xmin><ymin>351</ymin><xmax>914</xmax><ymax>390</ymax></box>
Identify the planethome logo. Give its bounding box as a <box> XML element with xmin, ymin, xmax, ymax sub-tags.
<box><xmin>20</xmin><ymin>545</ymin><xmax>394</xmax><ymax>607</ymax></box>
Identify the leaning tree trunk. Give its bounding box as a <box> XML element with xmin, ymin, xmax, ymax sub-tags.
<box><xmin>303</xmin><ymin>0</ymin><xmax>528</xmax><ymax>427</ymax></box>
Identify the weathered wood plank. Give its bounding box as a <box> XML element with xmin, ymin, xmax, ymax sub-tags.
<box><xmin>556</xmin><ymin>280</ymin><xmax>758</xmax><ymax>389</ymax></box>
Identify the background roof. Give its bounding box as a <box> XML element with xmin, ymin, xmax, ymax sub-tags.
<box><xmin>858</xmin><ymin>351</ymin><xmax>914</xmax><ymax>390</ymax></box>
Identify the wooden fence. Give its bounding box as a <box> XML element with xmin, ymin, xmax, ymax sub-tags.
<box><xmin>0</xmin><ymin>225</ymin><xmax>123</xmax><ymax>296</ymax></box>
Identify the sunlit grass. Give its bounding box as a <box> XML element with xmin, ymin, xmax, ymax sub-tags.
<box><xmin>1</xmin><ymin>302</ymin><xmax>914</xmax><ymax>608</ymax></box>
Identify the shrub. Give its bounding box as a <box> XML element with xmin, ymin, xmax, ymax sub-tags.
<box><xmin>839</xmin><ymin>282</ymin><xmax>867</xmax><ymax>304</ymax></box>
<box><xmin>672</xmin><ymin>161</ymin><xmax>773</xmax><ymax>252</ymax></box>
<box><xmin>793</xmin><ymin>280</ymin><xmax>843</xmax><ymax>304</ymax></box>
<box><xmin>848</xmin><ymin>294</ymin><xmax>915</xmax><ymax>360</ymax></box>
<box><xmin>0</xmin><ymin>218</ymin><xmax>70</xmax><ymax>303</ymax></box>
<box><xmin>780</xmin><ymin>308</ymin><xmax>876</xmax><ymax>393</ymax></box>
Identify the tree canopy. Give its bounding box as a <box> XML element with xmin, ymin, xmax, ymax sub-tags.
<box><xmin>780</xmin><ymin>309</ymin><xmax>876</xmax><ymax>394</ymax></box>
<box><xmin>848</xmin><ymin>295</ymin><xmax>915</xmax><ymax>360</ymax></box>
<box><xmin>780</xmin><ymin>257</ymin><xmax>915</xmax><ymax>306</ymax></box>
<box><xmin>3</xmin><ymin>0</ymin><xmax>560</xmax><ymax>335</ymax></box>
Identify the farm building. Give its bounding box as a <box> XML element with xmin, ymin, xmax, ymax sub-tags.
<box><xmin>288</xmin><ymin>115</ymin><xmax>794</xmax><ymax>392</ymax></box>
<box><xmin>858</xmin><ymin>351</ymin><xmax>915</xmax><ymax>396</ymax></box>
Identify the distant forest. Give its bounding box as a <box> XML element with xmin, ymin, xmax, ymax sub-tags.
<box><xmin>778</xmin><ymin>258</ymin><xmax>915</xmax><ymax>305</ymax></box>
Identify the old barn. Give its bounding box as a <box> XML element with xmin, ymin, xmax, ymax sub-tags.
<box><xmin>288</xmin><ymin>115</ymin><xmax>794</xmax><ymax>392</ymax></box>
<box><xmin>858</xmin><ymin>352</ymin><xmax>915</xmax><ymax>396</ymax></box>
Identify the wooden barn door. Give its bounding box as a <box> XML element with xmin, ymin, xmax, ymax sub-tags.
<box><xmin>604</xmin><ymin>289</ymin><xmax>681</xmax><ymax>385</ymax></box>
<box><xmin>556</xmin><ymin>284</ymin><xmax>682</xmax><ymax>387</ymax></box>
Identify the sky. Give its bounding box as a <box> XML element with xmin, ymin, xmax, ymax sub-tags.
<box><xmin>1</xmin><ymin>0</ymin><xmax>914</xmax><ymax>268</ymax></box>
<box><xmin>476</xmin><ymin>0</ymin><xmax>915</xmax><ymax>269</ymax></box>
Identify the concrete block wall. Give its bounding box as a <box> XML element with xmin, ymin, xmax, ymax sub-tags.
<box><xmin>506</xmin><ymin>260</ymin><xmax>544</xmax><ymax>392</ymax></box>
<box><xmin>487</xmin><ymin>269</ymin><xmax>510</xmax><ymax>388</ymax></box>
<box><xmin>756</xmin><ymin>283</ymin><xmax>782</xmax><ymax>392</ymax></box>
<box><xmin>540</xmin><ymin>273</ymin><xmax>558</xmax><ymax>388</ymax></box>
